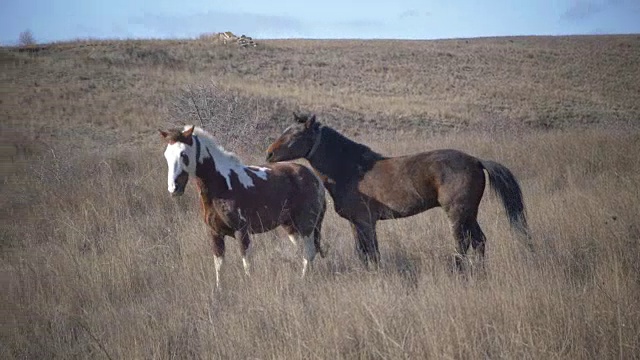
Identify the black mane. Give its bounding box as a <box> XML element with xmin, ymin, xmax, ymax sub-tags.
<box><xmin>321</xmin><ymin>125</ymin><xmax>385</xmax><ymax>165</ymax></box>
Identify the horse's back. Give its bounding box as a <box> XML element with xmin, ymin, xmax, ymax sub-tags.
<box><xmin>268</xmin><ymin>162</ymin><xmax>326</xmax><ymax>230</ymax></box>
<box><xmin>356</xmin><ymin>149</ymin><xmax>485</xmax><ymax>218</ymax></box>
<box><xmin>369</xmin><ymin>149</ymin><xmax>482</xmax><ymax>191</ymax></box>
<box><xmin>266</xmin><ymin>161</ymin><xmax>323</xmax><ymax>188</ymax></box>
<box><xmin>407</xmin><ymin>148</ymin><xmax>482</xmax><ymax>174</ymax></box>
<box><xmin>264</xmin><ymin>161</ymin><xmax>325</xmax><ymax>206</ymax></box>
<box><xmin>407</xmin><ymin>149</ymin><xmax>486</xmax><ymax>210</ymax></box>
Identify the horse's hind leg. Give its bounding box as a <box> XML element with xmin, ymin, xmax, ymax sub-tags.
<box><xmin>469</xmin><ymin>220</ymin><xmax>488</xmax><ymax>274</ymax></box>
<box><xmin>448</xmin><ymin>213</ymin><xmax>473</xmax><ymax>272</ymax></box>
<box><xmin>449</xmin><ymin>214</ymin><xmax>487</xmax><ymax>272</ymax></box>
<box><xmin>301</xmin><ymin>232</ymin><xmax>317</xmax><ymax>277</ymax></box>
<box><xmin>210</xmin><ymin>232</ymin><xmax>225</xmax><ymax>289</ymax></box>
<box><xmin>234</xmin><ymin>229</ymin><xmax>251</xmax><ymax>277</ymax></box>
<box><xmin>470</xmin><ymin>221</ymin><xmax>486</xmax><ymax>259</ymax></box>
<box><xmin>283</xmin><ymin>225</ymin><xmax>317</xmax><ymax>278</ymax></box>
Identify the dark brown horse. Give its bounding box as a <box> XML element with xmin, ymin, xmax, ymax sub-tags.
<box><xmin>266</xmin><ymin>113</ymin><xmax>529</xmax><ymax>268</ymax></box>
<box><xmin>160</xmin><ymin>125</ymin><xmax>326</xmax><ymax>288</ymax></box>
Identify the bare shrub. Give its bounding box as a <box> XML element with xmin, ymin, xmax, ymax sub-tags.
<box><xmin>18</xmin><ymin>30</ymin><xmax>36</xmax><ymax>46</ymax></box>
<box><xmin>167</xmin><ymin>81</ymin><xmax>292</xmax><ymax>159</ymax></box>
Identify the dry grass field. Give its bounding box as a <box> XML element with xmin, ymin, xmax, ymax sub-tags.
<box><xmin>2</xmin><ymin>35</ymin><xmax>640</xmax><ymax>359</ymax></box>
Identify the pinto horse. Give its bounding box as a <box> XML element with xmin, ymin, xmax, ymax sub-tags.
<box><xmin>265</xmin><ymin>113</ymin><xmax>529</xmax><ymax>269</ymax></box>
<box><xmin>159</xmin><ymin>125</ymin><xmax>326</xmax><ymax>288</ymax></box>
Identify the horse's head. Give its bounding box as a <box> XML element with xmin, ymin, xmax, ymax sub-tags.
<box><xmin>159</xmin><ymin>125</ymin><xmax>198</xmax><ymax>196</ymax></box>
<box><xmin>266</xmin><ymin>112</ymin><xmax>322</xmax><ymax>162</ymax></box>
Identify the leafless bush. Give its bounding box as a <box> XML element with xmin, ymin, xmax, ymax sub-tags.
<box><xmin>168</xmin><ymin>81</ymin><xmax>291</xmax><ymax>159</ymax></box>
<box><xmin>18</xmin><ymin>30</ymin><xmax>36</xmax><ymax>46</ymax></box>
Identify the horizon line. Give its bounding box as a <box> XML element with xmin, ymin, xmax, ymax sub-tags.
<box><xmin>3</xmin><ymin>32</ymin><xmax>639</xmax><ymax>47</ymax></box>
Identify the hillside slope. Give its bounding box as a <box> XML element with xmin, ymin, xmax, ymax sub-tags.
<box><xmin>1</xmin><ymin>35</ymin><xmax>639</xmax><ymax>151</ymax></box>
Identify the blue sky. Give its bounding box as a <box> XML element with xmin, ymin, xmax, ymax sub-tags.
<box><xmin>1</xmin><ymin>0</ymin><xmax>639</xmax><ymax>44</ymax></box>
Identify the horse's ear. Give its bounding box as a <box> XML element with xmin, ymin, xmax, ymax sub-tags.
<box><xmin>305</xmin><ymin>114</ymin><xmax>316</xmax><ymax>128</ymax></box>
<box><xmin>158</xmin><ymin>129</ymin><xmax>169</xmax><ymax>139</ymax></box>
<box><xmin>182</xmin><ymin>125</ymin><xmax>195</xmax><ymax>138</ymax></box>
<box><xmin>293</xmin><ymin>112</ymin><xmax>305</xmax><ymax>123</ymax></box>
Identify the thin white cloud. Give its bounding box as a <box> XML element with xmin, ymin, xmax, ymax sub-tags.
<box><xmin>561</xmin><ymin>0</ymin><xmax>640</xmax><ymax>22</ymax></box>
<box><xmin>332</xmin><ymin>19</ymin><xmax>387</xmax><ymax>30</ymax></box>
<box><xmin>561</xmin><ymin>1</ymin><xmax>605</xmax><ymax>21</ymax></box>
<box><xmin>589</xmin><ymin>27</ymin><xmax>608</xmax><ymax>34</ymax></box>
<box><xmin>398</xmin><ymin>9</ymin><xmax>431</xmax><ymax>19</ymax></box>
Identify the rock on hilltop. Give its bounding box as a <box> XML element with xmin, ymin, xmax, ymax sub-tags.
<box><xmin>198</xmin><ymin>31</ymin><xmax>257</xmax><ymax>48</ymax></box>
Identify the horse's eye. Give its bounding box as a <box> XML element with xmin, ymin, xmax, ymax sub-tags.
<box><xmin>181</xmin><ymin>153</ymin><xmax>189</xmax><ymax>166</ymax></box>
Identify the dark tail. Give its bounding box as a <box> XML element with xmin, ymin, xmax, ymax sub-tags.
<box><xmin>481</xmin><ymin>160</ymin><xmax>529</xmax><ymax>236</ymax></box>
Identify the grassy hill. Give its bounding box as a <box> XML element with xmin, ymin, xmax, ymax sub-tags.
<box><xmin>2</xmin><ymin>35</ymin><xmax>639</xmax><ymax>145</ymax></box>
<box><xmin>1</xmin><ymin>35</ymin><xmax>640</xmax><ymax>359</ymax></box>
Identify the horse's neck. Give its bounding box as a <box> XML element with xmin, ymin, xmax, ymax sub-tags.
<box><xmin>308</xmin><ymin>128</ymin><xmax>377</xmax><ymax>184</ymax></box>
<box><xmin>194</xmin><ymin>166</ymin><xmax>228</xmax><ymax>201</ymax></box>
<box><xmin>194</xmin><ymin>144</ymin><xmax>243</xmax><ymax>201</ymax></box>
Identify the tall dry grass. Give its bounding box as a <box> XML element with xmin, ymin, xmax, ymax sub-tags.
<box><xmin>2</xmin><ymin>126</ymin><xmax>639</xmax><ymax>359</ymax></box>
<box><xmin>2</xmin><ymin>35</ymin><xmax>639</xmax><ymax>359</ymax></box>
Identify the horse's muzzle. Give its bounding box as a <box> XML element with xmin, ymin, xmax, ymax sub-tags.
<box><xmin>170</xmin><ymin>172</ymin><xmax>189</xmax><ymax>196</ymax></box>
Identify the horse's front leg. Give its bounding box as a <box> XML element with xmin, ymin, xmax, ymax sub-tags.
<box><xmin>210</xmin><ymin>231</ymin><xmax>225</xmax><ymax>289</ymax></box>
<box><xmin>234</xmin><ymin>229</ymin><xmax>251</xmax><ymax>277</ymax></box>
<box><xmin>350</xmin><ymin>220</ymin><xmax>380</xmax><ymax>269</ymax></box>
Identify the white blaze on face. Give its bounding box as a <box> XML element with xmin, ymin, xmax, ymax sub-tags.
<box><xmin>163</xmin><ymin>142</ymin><xmax>194</xmax><ymax>193</ymax></box>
